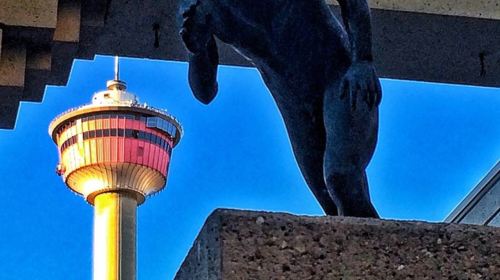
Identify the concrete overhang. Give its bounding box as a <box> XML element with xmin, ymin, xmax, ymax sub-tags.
<box><xmin>327</xmin><ymin>0</ymin><xmax>500</xmax><ymax>21</ymax></box>
<box><xmin>1</xmin><ymin>0</ymin><xmax>500</xmax><ymax>129</ymax></box>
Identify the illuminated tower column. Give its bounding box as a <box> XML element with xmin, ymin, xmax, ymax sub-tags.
<box><xmin>93</xmin><ymin>192</ymin><xmax>137</xmax><ymax>280</ymax></box>
<box><xmin>49</xmin><ymin>58</ymin><xmax>182</xmax><ymax>280</ymax></box>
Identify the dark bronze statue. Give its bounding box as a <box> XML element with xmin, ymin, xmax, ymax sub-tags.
<box><xmin>179</xmin><ymin>0</ymin><xmax>382</xmax><ymax>218</ymax></box>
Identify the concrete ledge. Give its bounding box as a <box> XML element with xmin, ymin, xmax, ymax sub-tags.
<box><xmin>175</xmin><ymin>209</ymin><xmax>500</xmax><ymax>280</ymax></box>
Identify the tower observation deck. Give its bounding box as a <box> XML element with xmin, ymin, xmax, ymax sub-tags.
<box><xmin>48</xmin><ymin>57</ymin><xmax>182</xmax><ymax>280</ymax></box>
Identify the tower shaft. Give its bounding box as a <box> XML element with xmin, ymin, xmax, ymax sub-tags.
<box><xmin>93</xmin><ymin>192</ymin><xmax>137</xmax><ymax>280</ymax></box>
<box><xmin>49</xmin><ymin>58</ymin><xmax>183</xmax><ymax>279</ymax></box>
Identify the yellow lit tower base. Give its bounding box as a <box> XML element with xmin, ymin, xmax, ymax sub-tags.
<box><xmin>49</xmin><ymin>58</ymin><xmax>182</xmax><ymax>280</ymax></box>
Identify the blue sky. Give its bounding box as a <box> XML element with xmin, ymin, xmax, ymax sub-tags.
<box><xmin>0</xmin><ymin>56</ymin><xmax>499</xmax><ymax>280</ymax></box>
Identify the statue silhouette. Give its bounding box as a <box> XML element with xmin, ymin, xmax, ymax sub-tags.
<box><xmin>179</xmin><ymin>0</ymin><xmax>382</xmax><ymax>217</ymax></box>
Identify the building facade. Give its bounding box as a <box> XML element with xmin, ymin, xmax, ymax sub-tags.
<box><xmin>445</xmin><ymin>162</ymin><xmax>499</xmax><ymax>227</ymax></box>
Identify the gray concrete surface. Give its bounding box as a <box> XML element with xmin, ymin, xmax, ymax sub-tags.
<box><xmin>175</xmin><ymin>209</ymin><xmax>500</xmax><ymax>280</ymax></box>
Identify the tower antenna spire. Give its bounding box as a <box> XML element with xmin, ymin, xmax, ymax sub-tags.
<box><xmin>107</xmin><ymin>56</ymin><xmax>126</xmax><ymax>90</ymax></box>
<box><xmin>114</xmin><ymin>56</ymin><xmax>120</xmax><ymax>81</ymax></box>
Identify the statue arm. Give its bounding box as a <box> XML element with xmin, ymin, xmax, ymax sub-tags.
<box><xmin>337</xmin><ymin>0</ymin><xmax>374</xmax><ymax>62</ymax></box>
<box><xmin>336</xmin><ymin>0</ymin><xmax>381</xmax><ymax>109</ymax></box>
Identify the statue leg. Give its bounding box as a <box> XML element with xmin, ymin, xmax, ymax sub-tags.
<box><xmin>274</xmin><ymin>96</ymin><xmax>338</xmax><ymax>216</ymax></box>
<box><xmin>323</xmin><ymin>80</ymin><xmax>379</xmax><ymax>218</ymax></box>
<box><xmin>180</xmin><ymin>1</ymin><xmax>219</xmax><ymax>104</ymax></box>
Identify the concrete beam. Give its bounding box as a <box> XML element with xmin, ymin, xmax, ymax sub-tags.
<box><xmin>2</xmin><ymin>0</ymin><xmax>500</xmax><ymax>129</ymax></box>
<box><xmin>175</xmin><ymin>209</ymin><xmax>500</xmax><ymax>279</ymax></box>
<box><xmin>326</xmin><ymin>0</ymin><xmax>500</xmax><ymax>20</ymax></box>
<box><xmin>0</xmin><ymin>0</ymin><xmax>58</xmax><ymax>28</ymax></box>
<box><xmin>23</xmin><ymin>48</ymin><xmax>52</xmax><ymax>102</ymax></box>
<box><xmin>0</xmin><ymin>44</ymin><xmax>26</xmax><ymax>87</ymax></box>
<box><xmin>0</xmin><ymin>44</ymin><xmax>25</xmax><ymax>128</ymax></box>
<box><xmin>53</xmin><ymin>0</ymin><xmax>81</xmax><ymax>43</ymax></box>
<box><xmin>368</xmin><ymin>8</ymin><xmax>500</xmax><ymax>87</ymax></box>
<box><xmin>50</xmin><ymin>0</ymin><xmax>82</xmax><ymax>86</ymax></box>
<box><xmin>71</xmin><ymin>0</ymin><xmax>500</xmax><ymax>87</ymax></box>
<box><xmin>26</xmin><ymin>49</ymin><xmax>51</xmax><ymax>71</ymax></box>
<box><xmin>0</xmin><ymin>87</ymin><xmax>21</xmax><ymax>129</ymax></box>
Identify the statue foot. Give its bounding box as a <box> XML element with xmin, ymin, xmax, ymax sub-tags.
<box><xmin>325</xmin><ymin>172</ymin><xmax>379</xmax><ymax>218</ymax></box>
<box><xmin>338</xmin><ymin>201</ymin><xmax>379</xmax><ymax>218</ymax></box>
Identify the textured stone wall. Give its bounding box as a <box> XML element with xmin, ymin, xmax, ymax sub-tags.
<box><xmin>175</xmin><ymin>209</ymin><xmax>500</xmax><ymax>280</ymax></box>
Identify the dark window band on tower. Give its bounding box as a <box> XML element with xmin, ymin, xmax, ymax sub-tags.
<box><xmin>60</xmin><ymin>128</ymin><xmax>172</xmax><ymax>154</ymax></box>
<box><xmin>57</xmin><ymin>113</ymin><xmax>147</xmax><ymax>135</ymax></box>
<box><xmin>146</xmin><ymin>117</ymin><xmax>177</xmax><ymax>138</ymax></box>
<box><xmin>56</xmin><ymin>114</ymin><xmax>179</xmax><ymax>142</ymax></box>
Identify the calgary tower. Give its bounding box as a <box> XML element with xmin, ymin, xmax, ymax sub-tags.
<box><xmin>48</xmin><ymin>57</ymin><xmax>182</xmax><ymax>280</ymax></box>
